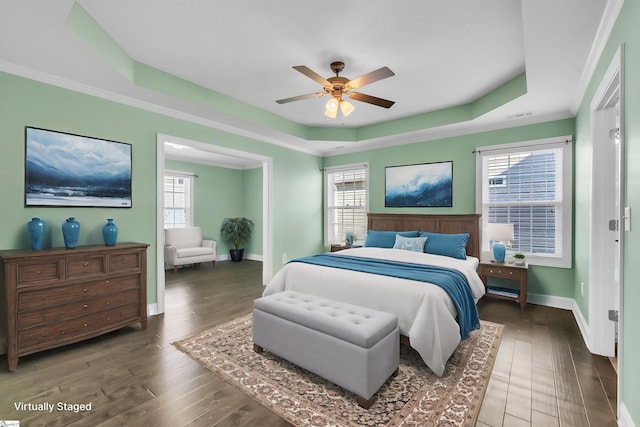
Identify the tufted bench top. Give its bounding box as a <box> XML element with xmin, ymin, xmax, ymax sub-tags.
<box><xmin>254</xmin><ymin>291</ymin><xmax>397</xmax><ymax>348</ymax></box>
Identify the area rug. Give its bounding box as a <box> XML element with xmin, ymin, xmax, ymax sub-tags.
<box><xmin>173</xmin><ymin>314</ymin><xmax>503</xmax><ymax>427</ymax></box>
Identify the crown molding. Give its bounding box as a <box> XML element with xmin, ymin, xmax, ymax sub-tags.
<box><xmin>571</xmin><ymin>0</ymin><xmax>625</xmax><ymax>114</ymax></box>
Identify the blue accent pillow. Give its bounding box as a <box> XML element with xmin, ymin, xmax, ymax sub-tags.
<box><xmin>364</xmin><ymin>230</ymin><xmax>419</xmax><ymax>248</ymax></box>
<box><xmin>393</xmin><ymin>235</ymin><xmax>428</xmax><ymax>252</ymax></box>
<box><xmin>419</xmin><ymin>232</ymin><xmax>469</xmax><ymax>260</ymax></box>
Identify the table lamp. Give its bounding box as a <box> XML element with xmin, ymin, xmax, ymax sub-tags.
<box><xmin>488</xmin><ymin>223</ymin><xmax>514</xmax><ymax>263</ymax></box>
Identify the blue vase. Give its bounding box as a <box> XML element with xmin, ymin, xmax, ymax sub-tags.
<box><xmin>103</xmin><ymin>218</ymin><xmax>118</xmax><ymax>246</ymax></box>
<box><xmin>62</xmin><ymin>217</ymin><xmax>80</xmax><ymax>249</ymax></box>
<box><xmin>27</xmin><ymin>217</ymin><xmax>46</xmax><ymax>250</ymax></box>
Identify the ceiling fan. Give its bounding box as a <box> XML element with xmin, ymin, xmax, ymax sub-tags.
<box><xmin>276</xmin><ymin>61</ymin><xmax>395</xmax><ymax>119</ymax></box>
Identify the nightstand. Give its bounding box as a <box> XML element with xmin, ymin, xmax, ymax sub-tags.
<box><xmin>331</xmin><ymin>243</ymin><xmax>362</xmax><ymax>252</ymax></box>
<box><xmin>478</xmin><ymin>260</ymin><xmax>528</xmax><ymax>310</ymax></box>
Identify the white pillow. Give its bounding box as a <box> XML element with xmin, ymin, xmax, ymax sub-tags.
<box><xmin>393</xmin><ymin>235</ymin><xmax>428</xmax><ymax>252</ymax></box>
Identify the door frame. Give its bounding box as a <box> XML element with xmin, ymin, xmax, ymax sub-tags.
<box><xmin>154</xmin><ymin>133</ymin><xmax>273</xmax><ymax>315</ymax></box>
<box><xmin>589</xmin><ymin>44</ymin><xmax>624</xmax><ymax>414</ymax></box>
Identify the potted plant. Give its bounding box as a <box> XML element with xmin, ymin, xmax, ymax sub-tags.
<box><xmin>513</xmin><ymin>252</ymin><xmax>526</xmax><ymax>266</ymax></box>
<box><xmin>220</xmin><ymin>217</ymin><xmax>254</xmax><ymax>262</ymax></box>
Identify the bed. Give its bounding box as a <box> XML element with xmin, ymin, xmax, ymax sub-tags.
<box><xmin>262</xmin><ymin>213</ymin><xmax>485</xmax><ymax>376</ymax></box>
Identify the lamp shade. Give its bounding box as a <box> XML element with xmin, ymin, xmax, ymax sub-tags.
<box><xmin>340</xmin><ymin>100</ymin><xmax>355</xmax><ymax>116</ymax></box>
<box><xmin>488</xmin><ymin>223</ymin><xmax>514</xmax><ymax>262</ymax></box>
<box><xmin>324</xmin><ymin>97</ymin><xmax>339</xmax><ymax>118</ymax></box>
<box><xmin>487</xmin><ymin>223</ymin><xmax>514</xmax><ymax>242</ymax></box>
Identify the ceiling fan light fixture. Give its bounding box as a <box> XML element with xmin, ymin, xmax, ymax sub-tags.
<box><xmin>340</xmin><ymin>100</ymin><xmax>355</xmax><ymax>117</ymax></box>
<box><xmin>324</xmin><ymin>97</ymin><xmax>339</xmax><ymax>118</ymax></box>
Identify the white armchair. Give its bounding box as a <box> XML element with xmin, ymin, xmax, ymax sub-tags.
<box><xmin>164</xmin><ymin>227</ymin><xmax>216</xmax><ymax>272</ymax></box>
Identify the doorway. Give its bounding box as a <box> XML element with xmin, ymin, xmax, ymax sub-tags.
<box><xmin>154</xmin><ymin>133</ymin><xmax>273</xmax><ymax>315</ymax></box>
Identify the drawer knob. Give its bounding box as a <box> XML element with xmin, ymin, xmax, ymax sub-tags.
<box><xmin>41</xmin><ymin>333</ymin><xmax>47</xmax><ymax>337</ymax></box>
<box><xmin>40</xmin><ymin>296</ymin><xmax>46</xmax><ymax>301</ymax></box>
<box><xmin>509</xmin><ymin>271</ymin><xmax>513</xmax><ymax>275</ymax></box>
<box><xmin>83</xmin><ymin>323</ymin><xmax>88</xmax><ymax>327</ymax></box>
<box><xmin>36</xmin><ymin>269</ymin><xmax>41</xmax><ymax>274</ymax></box>
<box><xmin>107</xmin><ymin>316</ymin><xmax>111</xmax><ymax>321</ymax></box>
<box><xmin>120</xmin><ymin>312</ymin><xmax>125</xmax><ymax>316</ymax></box>
<box><xmin>84</xmin><ymin>262</ymin><xmax>89</xmax><ymax>267</ymax></box>
<box><xmin>83</xmin><ymin>288</ymin><xmax>88</xmax><ymax>292</ymax></box>
<box><xmin>60</xmin><ymin>331</ymin><xmax>65</xmax><ymax>335</ymax></box>
<box><xmin>83</xmin><ymin>304</ymin><xmax>88</xmax><ymax>309</ymax></box>
<box><xmin>106</xmin><ymin>302</ymin><xmax>110</xmax><ymax>306</ymax></box>
<box><xmin>122</xmin><ymin>259</ymin><xmax>128</xmax><ymax>264</ymax></box>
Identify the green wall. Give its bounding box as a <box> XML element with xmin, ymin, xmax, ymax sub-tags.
<box><xmin>574</xmin><ymin>0</ymin><xmax>640</xmax><ymax>422</ymax></box>
<box><xmin>324</xmin><ymin>119</ymin><xmax>576</xmax><ymax>298</ymax></box>
<box><xmin>0</xmin><ymin>71</ymin><xmax>324</xmax><ymax>315</ymax></box>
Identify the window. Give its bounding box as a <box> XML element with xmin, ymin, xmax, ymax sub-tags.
<box><xmin>164</xmin><ymin>171</ymin><xmax>194</xmax><ymax>228</ymax></box>
<box><xmin>476</xmin><ymin>136</ymin><xmax>572</xmax><ymax>268</ymax></box>
<box><xmin>324</xmin><ymin>163</ymin><xmax>368</xmax><ymax>245</ymax></box>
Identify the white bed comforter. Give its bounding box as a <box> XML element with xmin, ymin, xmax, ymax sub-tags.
<box><xmin>262</xmin><ymin>247</ymin><xmax>486</xmax><ymax>376</ymax></box>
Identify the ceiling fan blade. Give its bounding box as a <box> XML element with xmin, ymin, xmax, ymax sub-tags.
<box><xmin>346</xmin><ymin>66</ymin><xmax>395</xmax><ymax>90</ymax></box>
<box><xmin>276</xmin><ymin>92</ymin><xmax>326</xmax><ymax>104</ymax></box>
<box><xmin>292</xmin><ymin>65</ymin><xmax>331</xmax><ymax>86</ymax></box>
<box><xmin>347</xmin><ymin>92</ymin><xmax>395</xmax><ymax>109</ymax></box>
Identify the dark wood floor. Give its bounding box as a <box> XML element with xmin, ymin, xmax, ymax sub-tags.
<box><xmin>0</xmin><ymin>260</ymin><xmax>617</xmax><ymax>426</ymax></box>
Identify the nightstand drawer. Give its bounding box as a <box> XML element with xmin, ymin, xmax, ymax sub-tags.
<box><xmin>480</xmin><ymin>266</ymin><xmax>525</xmax><ymax>280</ymax></box>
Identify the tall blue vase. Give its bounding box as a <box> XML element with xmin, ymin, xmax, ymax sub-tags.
<box><xmin>27</xmin><ymin>217</ymin><xmax>46</xmax><ymax>250</ymax></box>
<box><xmin>103</xmin><ymin>218</ymin><xmax>118</xmax><ymax>246</ymax></box>
<box><xmin>62</xmin><ymin>217</ymin><xmax>80</xmax><ymax>249</ymax></box>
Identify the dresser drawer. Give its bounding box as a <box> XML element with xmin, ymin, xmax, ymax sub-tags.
<box><xmin>67</xmin><ymin>256</ymin><xmax>105</xmax><ymax>277</ymax></box>
<box><xmin>109</xmin><ymin>252</ymin><xmax>140</xmax><ymax>272</ymax></box>
<box><xmin>19</xmin><ymin>303</ymin><xmax>142</xmax><ymax>351</ymax></box>
<box><xmin>17</xmin><ymin>262</ymin><xmax>62</xmax><ymax>285</ymax></box>
<box><xmin>18</xmin><ymin>275</ymin><xmax>141</xmax><ymax>311</ymax></box>
<box><xmin>18</xmin><ymin>289</ymin><xmax>141</xmax><ymax>330</ymax></box>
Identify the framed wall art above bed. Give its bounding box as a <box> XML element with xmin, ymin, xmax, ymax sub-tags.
<box><xmin>385</xmin><ymin>161</ymin><xmax>453</xmax><ymax>207</ymax></box>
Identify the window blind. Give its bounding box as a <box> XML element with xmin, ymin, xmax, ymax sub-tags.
<box><xmin>164</xmin><ymin>173</ymin><xmax>192</xmax><ymax>228</ymax></box>
<box><xmin>476</xmin><ymin>137</ymin><xmax>572</xmax><ymax>268</ymax></box>
<box><xmin>325</xmin><ymin>164</ymin><xmax>368</xmax><ymax>245</ymax></box>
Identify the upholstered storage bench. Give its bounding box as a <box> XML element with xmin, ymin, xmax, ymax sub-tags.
<box><xmin>252</xmin><ymin>290</ymin><xmax>399</xmax><ymax>408</ymax></box>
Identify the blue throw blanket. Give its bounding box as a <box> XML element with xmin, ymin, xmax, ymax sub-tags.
<box><xmin>289</xmin><ymin>253</ymin><xmax>480</xmax><ymax>339</ymax></box>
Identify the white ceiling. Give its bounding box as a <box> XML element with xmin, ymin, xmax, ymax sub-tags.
<box><xmin>0</xmin><ymin>0</ymin><xmax>614</xmax><ymax>166</ymax></box>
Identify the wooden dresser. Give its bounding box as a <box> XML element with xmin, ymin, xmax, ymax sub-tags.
<box><xmin>1</xmin><ymin>242</ymin><xmax>149</xmax><ymax>371</ymax></box>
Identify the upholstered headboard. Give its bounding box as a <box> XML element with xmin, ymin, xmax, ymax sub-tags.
<box><xmin>366</xmin><ymin>213</ymin><xmax>481</xmax><ymax>259</ymax></box>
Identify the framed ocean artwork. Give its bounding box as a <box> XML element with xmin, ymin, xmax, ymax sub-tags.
<box><xmin>25</xmin><ymin>127</ymin><xmax>132</xmax><ymax>207</ymax></box>
<box><xmin>385</xmin><ymin>161</ymin><xmax>452</xmax><ymax>207</ymax></box>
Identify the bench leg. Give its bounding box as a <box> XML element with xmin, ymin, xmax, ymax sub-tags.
<box><xmin>356</xmin><ymin>395</ymin><xmax>376</xmax><ymax>409</ymax></box>
<box><xmin>173</xmin><ymin>265</ymin><xmax>178</xmax><ymax>273</ymax></box>
<box><xmin>212</xmin><ymin>260</ymin><xmax>216</xmax><ymax>269</ymax></box>
<box><xmin>253</xmin><ymin>343</ymin><xmax>264</xmax><ymax>353</ymax></box>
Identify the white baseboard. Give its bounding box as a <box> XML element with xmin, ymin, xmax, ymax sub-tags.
<box><xmin>216</xmin><ymin>253</ymin><xmax>263</xmax><ymax>262</ymax></box>
<box><xmin>147</xmin><ymin>303</ymin><xmax>160</xmax><ymax>317</ymax></box>
<box><xmin>528</xmin><ymin>293</ymin><xmax>591</xmax><ymax>353</ymax></box>
<box><xmin>164</xmin><ymin>253</ymin><xmax>263</xmax><ymax>269</ymax></box>
<box><xmin>620</xmin><ymin>402</ymin><xmax>637</xmax><ymax>427</ymax></box>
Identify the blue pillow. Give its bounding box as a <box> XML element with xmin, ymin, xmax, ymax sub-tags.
<box><xmin>393</xmin><ymin>235</ymin><xmax>428</xmax><ymax>252</ymax></box>
<box><xmin>419</xmin><ymin>232</ymin><xmax>469</xmax><ymax>260</ymax></box>
<box><xmin>364</xmin><ymin>230</ymin><xmax>419</xmax><ymax>248</ymax></box>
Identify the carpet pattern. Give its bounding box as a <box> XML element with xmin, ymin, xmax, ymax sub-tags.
<box><xmin>173</xmin><ymin>314</ymin><xmax>502</xmax><ymax>427</ymax></box>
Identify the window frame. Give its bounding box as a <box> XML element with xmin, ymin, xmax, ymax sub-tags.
<box><xmin>324</xmin><ymin>162</ymin><xmax>369</xmax><ymax>246</ymax></box>
<box><xmin>475</xmin><ymin>136</ymin><xmax>573</xmax><ymax>268</ymax></box>
<box><xmin>163</xmin><ymin>170</ymin><xmax>195</xmax><ymax>229</ymax></box>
